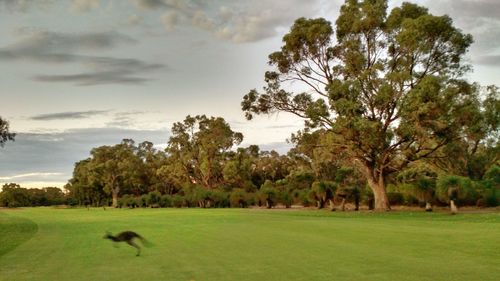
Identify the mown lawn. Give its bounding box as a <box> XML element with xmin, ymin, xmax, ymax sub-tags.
<box><xmin>0</xmin><ymin>207</ymin><xmax>499</xmax><ymax>281</ymax></box>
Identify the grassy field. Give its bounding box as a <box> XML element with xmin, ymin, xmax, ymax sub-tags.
<box><xmin>0</xmin><ymin>208</ymin><xmax>499</xmax><ymax>281</ymax></box>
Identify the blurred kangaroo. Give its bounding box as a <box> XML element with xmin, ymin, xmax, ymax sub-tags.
<box><xmin>103</xmin><ymin>231</ymin><xmax>150</xmax><ymax>256</ymax></box>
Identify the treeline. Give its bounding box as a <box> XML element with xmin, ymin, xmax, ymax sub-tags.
<box><xmin>0</xmin><ymin>183</ymin><xmax>66</xmax><ymax>207</ymax></box>
<box><xmin>1</xmin><ymin>115</ymin><xmax>498</xmax><ymax>210</ymax></box>
<box><xmin>62</xmin><ymin>116</ymin><xmax>500</xmax><ymax>209</ymax></box>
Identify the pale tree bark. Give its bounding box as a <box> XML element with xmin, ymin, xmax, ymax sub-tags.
<box><xmin>362</xmin><ymin>163</ymin><xmax>391</xmax><ymax>211</ymax></box>
<box><xmin>110</xmin><ymin>176</ymin><xmax>120</xmax><ymax>208</ymax></box>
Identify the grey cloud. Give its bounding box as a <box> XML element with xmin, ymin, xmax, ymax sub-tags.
<box><xmin>135</xmin><ymin>0</ymin><xmax>168</xmax><ymax>9</ymax></box>
<box><xmin>425</xmin><ymin>0</ymin><xmax>500</xmax><ymax>54</ymax></box>
<box><xmin>33</xmin><ymin>56</ymin><xmax>164</xmax><ymax>85</ymax></box>
<box><xmin>256</xmin><ymin>141</ymin><xmax>293</xmax><ymax>155</ymax></box>
<box><xmin>0</xmin><ymin>31</ymin><xmax>136</xmax><ymax>61</ymax></box>
<box><xmin>0</xmin><ymin>0</ymin><xmax>51</xmax><ymax>12</ymax></box>
<box><xmin>429</xmin><ymin>0</ymin><xmax>500</xmax><ymax>21</ymax></box>
<box><xmin>71</xmin><ymin>0</ymin><xmax>99</xmax><ymax>12</ymax></box>
<box><xmin>0</xmin><ymin>127</ymin><xmax>170</xmax><ymax>185</ymax></box>
<box><xmin>0</xmin><ymin>31</ymin><xmax>165</xmax><ymax>85</ymax></box>
<box><xmin>161</xmin><ymin>11</ymin><xmax>179</xmax><ymax>31</ymax></box>
<box><xmin>135</xmin><ymin>0</ymin><xmax>201</xmax><ymax>15</ymax></box>
<box><xmin>34</xmin><ymin>70</ymin><xmax>151</xmax><ymax>86</ymax></box>
<box><xmin>30</xmin><ymin>110</ymin><xmax>110</xmax><ymax>121</ymax></box>
<box><xmin>195</xmin><ymin>0</ymin><xmax>322</xmax><ymax>43</ymax></box>
<box><xmin>139</xmin><ymin>0</ymin><xmax>321</xmax><ymax>43</ymax></box>
<box><xmin>474</xmin><ymin>55</ymin><xmax>500</xmax><ymax>67</ymax></box>
<box><xmin>192</xmin><ymin>10</ymin><xmax>215</xmax><ymax>31</ymax></box>
<box><xmin>105</xmin><ymin>111</ymin><xmax>148</xmax><ymax>127</ymax></box>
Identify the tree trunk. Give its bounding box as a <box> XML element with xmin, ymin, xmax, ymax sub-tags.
<box><xmin>112</xmin><ymin>194</ymin><xmax>118</xmax><ymax>208</ymax></box>
<box><xmin>360</xmin><ymin>162</ymin><xmax>391</xmax><ymax>211</ymax></box>
<box><xmin>425</xmin><ymin>202</ymin><xmax>433</xmax><ymax>212</ymax></box>
<box><xmin>111</xmin><ymin>187</ymin><xmax>119</xmax><ymax>208</ymax></box>
<box><xmin>450</xmin><ymin>200</ymin><xmax>458</xmax><ymax>215</ymax></box>
<box><xmin>367</xmin><ymin>176</ymin><xmax>391</xmax><ymax>211</ymax></box>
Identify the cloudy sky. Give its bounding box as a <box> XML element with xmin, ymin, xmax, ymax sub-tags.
<box><xmin>1</xmin><ymin>0</ymin><xmax>499</xmax><ymax>188</ymax></box>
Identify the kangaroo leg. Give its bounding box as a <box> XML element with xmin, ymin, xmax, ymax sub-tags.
<box><xmin>127</xmin><ymin>240</ymin><xmax>141</xmax><ymax>256</ymax></box>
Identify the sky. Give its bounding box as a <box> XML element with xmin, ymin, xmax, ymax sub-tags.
<box><xmin>1</xmin><ymin>0</ymin><xmax>499</xmax><ymax>188</ymax></box>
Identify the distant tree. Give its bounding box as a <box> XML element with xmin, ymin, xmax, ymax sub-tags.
<box><xmin>242</xmin><ymin>0</ymin><xmax>481</xmax><ymax>210</ymax></box>
<box><xmin>223</xmin><ymin>146</ymin><xmax>259</xmax><ymax>191</ymax></box>
<box><xmin>164</xmin><ymin>115</ymin><xmax>243</xmax><ymax>189</ymax></box>
<box><xmin>0</xmin><ymin>183</ymin><xmax>29</xmax><ymax>207</ymax></box>
<box><xmin>86</xmin><ymin>140</ymin><xmax>142</xmax><ymax>207</ymax></box>
<box><xmin>66</xmin><ymin>158</ymin><xmax>107</xmax><ymax>206</ymax></box>
<box><xmin>0</xmin><ymin>117</ymin><xmax>15</xmax><ymax>147</ymax></box>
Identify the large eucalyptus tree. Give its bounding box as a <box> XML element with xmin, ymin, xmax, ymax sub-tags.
<box><xmin>242</xmin><ymin>0</ymin><xmax>477</xmax><ymax>210</ymax></box>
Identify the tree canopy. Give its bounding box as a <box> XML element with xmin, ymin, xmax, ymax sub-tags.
<box><xmin>0</xmin><ymin>116</ymin><xmax>15</xmax><ymax>147</ymax></box>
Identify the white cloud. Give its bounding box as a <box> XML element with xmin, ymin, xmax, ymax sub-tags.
<box><xmin>71</xmin><ymin>0</ymin><xmax>100</xmax><ymax>12</ymax></box>
<box><xmin>192</xmin><ymin>10</ymin><xmax>214</xmax><ymax>31</ymax></box>
<box><xmin>128</xmin><ymin>14</ymin><xmax>142</xmax><ymax>25</ymax></box>
<box><xmin>161</xmin><ymin>11</ymin><xmax>179</xmax><ymax>31</ymax></box>
<box><xmin>424</xmin><ymin>0</ymin><xmax>500</xmax><ymax>58</ymax></box>
<box><xmin>0</xmin><ymin>172</ymin><xmax>63</xmax><ymax>181</ymax></box>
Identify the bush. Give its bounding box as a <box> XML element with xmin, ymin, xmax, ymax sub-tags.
<box><xmin>230</xmin><ymin>189</ymin><xmax>251</xmax><ymax>208</ymax></box>
<box><xmin>210</xmin><ymin>189</ymin><xmax>230</xmax><ymax>208</ymax></box>
<box><xmin>139</xmin><ymin>195</ymin><xmax>148</xmax><ymax>207</ymax></box>
<box><xmin>279</xmin><ymin>190</ymin><xmax>293</xmax><ymax>208</ymax></box>
<box><xmin>483</xmin><ymin>188</ymin><xmax>499</xmax><ymax>207</ymax></box>
<box><xmin>258</xmin><ymin>182</ymin><xmax>278</xmax><ymax>208</ymax></box>
<box><xmin>171</xmin><ymin>194</ymin><xmax>185</xmax><ymax>208</ymax></box>
<box><xmin>436</xmin><ymin>175</ymin><xmax>478</xmax><ymax>206</ymax></box>
<box><xmin>160</xmin><ymin>195</ymin><xmax>172</xmax><ymax>207</ymax></box>
<box><xmin>387</xmin><ymin>192</ymin><xmax>404</xmax><ymax>205</ymax></box>
<box><xmin>403</xmin><ymin>193</ymin><xmax>419</xmax><ymax>206</ymax></box>
<box><xmin>146</xmin><ymin>191</ymin><xmax>162</xmax><ymax>207</ymax></box>
<box><xmin>310</xmin><ymin>181</ymin><xmax>336</xmax><ymax>208</ymax></box>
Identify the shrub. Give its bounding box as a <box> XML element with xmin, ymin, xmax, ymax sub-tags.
<box><xmin>387</xmin><ymin>192</ymin><xmax>404</xmax><ymax>205</ymax></box>
<box><xmin>436</xmin><ymin>175</ymin><xmax>478</xmax><ymax>206</ymax></box>
<box><xmin>310</xmin><ymin>181</ymin><xmax>336</xmax><ymax>208</ymax></box>
<box><xmin>230</xmin><ymin>189</ymin><xmax>250</xmax><ymax>208</ymax></box>
<box><xmin>279</xmin><ymin>190</ymin><xmax>293</xmax><ymax>208</ymax></box>
<box><xmin>160</xmin><ymin>195</ymin><xmax>172</xmax><ymax>207</ymax></box>
<box><xmin>139</xmin><ymin>195</ymin><xmax>148</xmax><ymax>207</ymax></box>
<box><xmin>171</xmin><ymin>194</ymin><xmax>185</xmax><ymax>208</ymax></box>
<box><xmin>258</xmin><ymin>182</ymin><xmax>278</xmax><ymax>208</ymax></box>
<box><xmin>483</xmin><ymin>188</ymin><xmax>499</xmax><ymax>207</ymax></box>
<box><xmin>146</xmin><ymin>191</ymin><xmax>162</xmax><ymax>207</ymax></box>
<box><xmin>210</xmin><ymin>189</ymin><xmax>230</xmax><ymax>208</ymax></box>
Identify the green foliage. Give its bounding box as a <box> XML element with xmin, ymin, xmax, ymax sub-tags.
<box><xmin>0</xmin><ymin>184</ymin><xmax>30</xmax><ymax>207</ymax></box>
<box><xmin>0</xmin><ymin>116</ymin><xmax>15</xmax><ymax>147</ymax></box>
<box><xmin>436</xmin><ymin>175</ymin><xmax>477</xmax><ymax>205</ymax></box>
<box><xmin>310</xmin><ymin>180</ymin><xmax>336</xmax><ymax>208</ymax></box>
<box><xmin>257</xmin><ymin>181</ymin><xmax>279</xmax><ymax>208</ymax></box>
<box><xmin>229</xmin><ymin>188</ymin><xmax>253</xmax><ymax>208</ymax></box>
<box><xmin>146</xmin><ymin>191</ymin><xmax>162</xmax><ymax>207</ymax></box>
<box><xmin>483</xmin><ymin>165</ymin><xmax>500</xmax><ymax>187</ymax></box>
<box><xmin>159</xmin><ymin>195</ymin><xmax>172</xmax><ymax>208</ymax></box>
<box><xmin>166</xmin><ymin>115</ymin><xmax>243</xmax><ymax>189</ymax></box>
<box><xmin>0</xmin><ymin>184</ymin><xmax>66</xmax><ymax>207</ymax></box>
<box><xmin>387</xmin><ymin>192</ymin><xmax>404</xmax><ymax>205</ymax></box>
<box><xmin>170</xmin><ymin>194</ymin><xmax>185</xmax><ymax>208</ymax></box>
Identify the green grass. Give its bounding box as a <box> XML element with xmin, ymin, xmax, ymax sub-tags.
<box><xmin>0</xmin><ymin>208</ymin><xmax>499</xmax><ymax>281</ymax></box>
